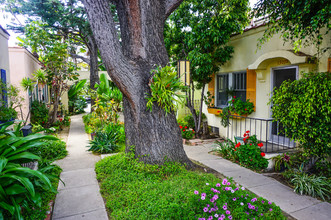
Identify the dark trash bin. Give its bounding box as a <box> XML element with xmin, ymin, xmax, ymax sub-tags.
<box><xmin>21</xmin><ymin>125</ymin><xmax>32</xmax><ymax>137</ymax></box>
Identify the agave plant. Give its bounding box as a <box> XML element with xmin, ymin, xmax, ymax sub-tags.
<box><xmin>87</xmin><ymin>130</ymin><xmax>120</xmax><ymax>154</ymax></box>
<box><xmin>0</xmin><ymin>122</ymin><xmax>58</xmax><ymax>219</ymax></box>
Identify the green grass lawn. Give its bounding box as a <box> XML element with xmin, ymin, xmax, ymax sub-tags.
<box><xmin>96</xmin><ymin>152</ymin><xmax>285</xmax><ymax>219</ymax></box>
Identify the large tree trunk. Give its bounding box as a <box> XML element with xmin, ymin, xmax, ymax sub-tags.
<box><xmin>83</xmin><ymin>0</ymin><xmax>192</xmax><ymax>166</ymax></box>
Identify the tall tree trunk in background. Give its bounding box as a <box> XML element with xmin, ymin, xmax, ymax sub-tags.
<box><xmin>88</xmin><ymin>35</ymin><xmax>99</xmax><ymax>108</ymax></box>
<box><xmin>83</xmin><ymin>0</ymin><xmax>193</xmax><ymax>166</ymax></box>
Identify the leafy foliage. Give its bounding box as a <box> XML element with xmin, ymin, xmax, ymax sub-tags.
<box><xmin>0</xmin><ymin>122</ymin><xmax>59</xmax><ymax>219</ymax></box>
<box><xmin>183</xmin><ymin>112</ymin><xmax>206</xmax><ymax>130</ymax></box>
<box><xmin>95</xmin><ymin>152</ymin><xmax>284</xmax><ymax>219</ymax></box>
<box><xmin>272</xmin><ymin>153</ymin><xmax>292</xmax><ymax>172</ymax></box>
<box><xmin>146</xmin><ymin>66</ymin><xmax>187</xmax><ymax>114</ymax></box>
<box><xmin>219</xmin><ymin>96</ymin><xmax>255</xmax><ymax>127</ymax></box>
<box><xmin>165</xmin><ymin>0</ymin><xmax>250</xmax><ymax>134</ymax></box>
<box><xmin>253</xmin><ymin>0</ymin><xmax>331</xmax><ymax>52</ymax></box>
<box><xmin>29</xmin><ymin>139</ymin><xmax>68</xmax><ymax>167</ymax></box>
<box><xmin>270</xmin><ymin>72</ymin><xmax>331</xmax><ymax>161</ymax></box>
<box><xmin>30</xmin><ymin>101</ymin><xmax>49</xmax><ymax>126</ymax></box>
<box><xmin>87</xmin><ymin>130</ymin><xmax>120</xmax><ymax>154</ymax></box>
<box><xmin>0</xmin><ymin>106</ymin><xmax>17</xmax><ymax>122</ymax></box>
<box><xmin>216</xmin><ymin>131</ymin><xmax>268</xmax><ymax>170</ymax></box>
<box><xmin>283</xmin><ymin>169</ymin><xmax>331</xmax><ymax>201</ymax></box>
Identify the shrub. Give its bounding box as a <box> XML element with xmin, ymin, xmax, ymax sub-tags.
<box><xmin>183</xmin><ymin>111</ymin><xmax>206</xmax><ymax>129</ymax></box>
<box><xmin>216</xmin><ymin>131</ymin><xmax>268</xmax><ymax>170</ymax></box>
<box><xmin>103</xmin><ymin>123</ymin><xmax>126</xmax><ymax>144</ymax></box>
<box><xmin>29</xmin><ymin>139</ymin><xmax>68</xmax><ymax>166</ymax></box>
<box><xmin>95</xmin><ymin>153</ymin><xmax>285</xmax><ymax>219</ymax></box>
<box><xmin>179</xmin><ymin>123</ymin><xmax>195</xmax><ymax>140</ymax></box>
<box><xmin>283</xmin><ymin>169</ymin><xmax>331</xmax><ymax>201</ymax></box>
<box><xmin>0</xmin><ymin>122</ymin><xmax>58</xmax><ymax>219</ymax></box>
<box><xmin>87</xmin><ymin>130</ymin><xmax>120</xmax><ymax>154</ymax></box>
<box><xmin>270</xmin><ymin>72</ymin><xmax>331</xmax><ymax>162</ymax></box>
<box><xmin>0</xmin><ymin>105</ymin><xmax>17</xmax><ymax>122</ymax></box>
<box><xmin>30</xmin><ymin>100</ymin><xmax>49</xmax><ymax>125</ymax></box>
<box><xmin>272</xmin><ymin>153</ymin><xmax>293</xmax><ymax>172</ymax></box>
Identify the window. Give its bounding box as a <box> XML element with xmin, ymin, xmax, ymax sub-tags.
<box><xmin>0</xmin><ymin>69</ymin><xmax>7</xmax><ymax>107</ymax></box>
<box><xmin>216</xmin><ymin>71</ymin><xmax>246</xmax><ymax>107</ymax></box>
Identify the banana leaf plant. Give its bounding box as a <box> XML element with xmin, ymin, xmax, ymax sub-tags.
<box><xmin>0</xmin><ymin>122</ymin><xmax>58</xmax><ymax>220</ymax></box>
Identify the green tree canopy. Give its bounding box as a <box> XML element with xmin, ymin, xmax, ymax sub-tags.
<box><xmin>253</xmin><ymin>0</ymin><xmax>331</xmax><ymax>52</ymax></box>
<box><xmin>164</xmin><ymin>0</ymin><xmax>249</xmax><ymax>135</ymax></box>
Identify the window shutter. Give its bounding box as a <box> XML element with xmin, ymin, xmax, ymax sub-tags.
<box><xmin>208</xmin><ymin>73</ymin><xmax>215</xmax><ymax>107</ymax></box>
<box><xmin>1</xmin><ymin>69</ymin><xmax>7</xmax><ymax>106</ymax></box>
<box><xmin>246</xmin><ymin>68</ymin><xmax>256</xmax><ymax>110</ymax></box>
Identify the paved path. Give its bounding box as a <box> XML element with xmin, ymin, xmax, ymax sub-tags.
<box><xmin>184</xmin><ymin>143</ymin><xmax>331</xmax><ymax>220</ymax></box>
<box><xmin>52</xmin><ymin>115</ymin><xmax>108</xmax><ymax>220</ymax></box>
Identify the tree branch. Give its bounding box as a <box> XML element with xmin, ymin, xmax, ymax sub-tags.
<box><xmin>69</xmin><ymin>53</ymin><xmax>90</xmax><ymax>65</ymax></box>
<box><xmin>165</xmin><ymin>0</ymin><xmax>184</xmax><ymax>18</ymax></box>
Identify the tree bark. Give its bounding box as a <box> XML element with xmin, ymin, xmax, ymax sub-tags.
<box><xmin>88</xmin><ymin>35</ymin><xmax>100</xmax><ymax>108</ymax></box>
<box><xmin>83</xmin><ymin>0</ymin><xmax>192</xmax><ymax>166</ymax></box>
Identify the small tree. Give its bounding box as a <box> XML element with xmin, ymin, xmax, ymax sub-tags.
<box><xmin>19</xmin><ymin>21</ymin><xmax>79</xmax><ymax>125</ymax></box>
<box><xmin>270</xmin><ymin>72</ymin><xmax>331</xmax><ymax>168</ymax></box>
<box><xmin>165</xmin><ymin>0</ymin><xmax>250</xmax><ymax>137</ymax></box>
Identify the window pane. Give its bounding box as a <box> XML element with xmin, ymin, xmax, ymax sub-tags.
<box><xmin>233</xmin><ymin>71</ymin><xmax>246</xmax><ymax>101</ymax></box>
<box><xmin>217</xmin><ymin>74</ymin><xmax>229</xmax><ymax>106</ymax></box>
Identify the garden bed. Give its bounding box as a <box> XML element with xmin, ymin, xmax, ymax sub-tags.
<box><xmin>95</xmin><ymin>153</ymin><xmax>287</xmax><ymax>219</ymax></box>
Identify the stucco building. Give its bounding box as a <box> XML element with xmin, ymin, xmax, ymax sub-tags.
<box><xmin>9</xmin><ymin>47</ymin><xmax>46</xmax><ymax>121</ymax></box>
<box><xmin>203</xmin><ymin>22</ymin><xmax>331</xmax><ymax>152</ymax></box>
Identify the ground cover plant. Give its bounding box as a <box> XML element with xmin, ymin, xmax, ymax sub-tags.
<box><xmin>95</xmin><ymin>152</ymin><xmax>284</xmax><ymax>219</ymax></box>
<box><xmin>215</xmin><ymin>131</ymin><xmax>268</xmax><ymax>171</ymax></box>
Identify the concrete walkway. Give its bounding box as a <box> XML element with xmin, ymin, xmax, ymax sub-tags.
<box><xmin>52</xmin><ymin>115</ymin><xmax>108</xmax><ymax>220</ymax></box>
<box><xmin>184</xmin><ymin>143</ymin><xmax>331</xmax><ymax>220</ymax></box>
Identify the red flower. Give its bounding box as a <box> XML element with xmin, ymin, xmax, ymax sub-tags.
<box><xmin>261</xmin><ymin>152</ymin><xmax>265</xmax><ymax>157</ymax></box>
<box><xmin>234</xmin><ymin>149</ymin><xmax>236</xmax><ymax>151</ymax></box>
<box><xmin>243</xmin><ymin>133</ymin><xmax>247</xmax><ymax>137</ymax></box>
<box><xmin>233</xmin><ymin>96</ymin><xmax>236</xmax><ymax>99</ymax></box>
<box><xmin>183</xmin><ymin>129</ymin><xmax>185</xmax><ymax>132</ymax></box>
<box><xmin>258</xmin><ymin>143</ymin><xmax>263</xmax><ymax>147</ymax></box>
<box><xmin>192</xmin><ymin>130</ymin><xmax>195</xmax><ymax>132</ymax></box>
<box><xmin>185</xmin><ymin>126</ymin><xmax>188</xmax><ymax>129</ymax></box>
<box><xmin>217</xmin><ymin>111</ymin><xmax>221</xmax><ymax>113</ymax></box>
<box><xmin>179</xmin><ymin>126</ymin><xmax>183</xmax><ymax>129</ymax></box>
<box><xmin>246</xmin><ymin>130</ymin><xmax>250</xmax><ymax>133</ymax></box>
<box><xmin>243</xmin><ymin>137</ymin><xmax>246</xmax><ymax>142</ymax></box>
<box><xmin>235</xmin><ymin>142</ymin><xmax>241</xmax><ymax>148</ymax></box>
<box><xmin>232</xmin><ymin>100</ymin><xmax>235</xmax><ymax>102</ymax></box>
<box><xmin>245</xmin><ymin>108</ymin><xmax>247</xmax><ymax>111</ymax></box>
<box><xmin>42</xmin><ymin>121</ymin><xmax>45</xmax><ymax>124</ymax></box>
<box><xmin>60</xmin><ymin>118</ymin><xmax>63</xmax><ymax>122</ymax></box>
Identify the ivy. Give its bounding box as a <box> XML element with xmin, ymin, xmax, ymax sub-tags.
<box><xmin>270</xmin><ymin>72</ymin><xmax>331</xmax><ymax>160</ymax></box>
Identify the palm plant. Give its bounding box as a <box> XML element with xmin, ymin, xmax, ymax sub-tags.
<box><xmin>0</xmin><ymin>122</ymin><xmax>58</xmax><ymax>219</ymax></box>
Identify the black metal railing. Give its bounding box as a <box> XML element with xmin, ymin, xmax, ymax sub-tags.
<box><xmin>226</xmin><ymin>115</ymin><xmax>296</xmax><ymax>153</ymax></box>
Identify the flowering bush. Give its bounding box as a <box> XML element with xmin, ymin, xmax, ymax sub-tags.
<box><xmin>194</xmin><ymin>179</ymin><xmax>284</xmax><ymax>219</ymax></box>
<box><xmin>216</xmin><ymin>131</ymin><xmax>268</xmax><ymax>170</ymax></box>
<box><xmin>179</xmin><ymin>123</ymin><xmax>195</xmax><ymax>139</ymax></box>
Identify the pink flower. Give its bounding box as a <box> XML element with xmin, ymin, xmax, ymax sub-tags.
<box><xmin>194</xmin><ymin>190</ymin><xmax>199</xmax><ymax>195</ymax></box>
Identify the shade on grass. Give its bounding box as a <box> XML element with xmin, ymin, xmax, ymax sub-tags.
<box><xmin>95</xmin><ymin>153</ymin><xmax>285</xmax><ymax>219</ymax></box>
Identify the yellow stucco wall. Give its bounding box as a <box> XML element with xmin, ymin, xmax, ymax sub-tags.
<box><xmin>204</xmin><ymin>25</ymin><xmax>331</xmax><ymax>140</ymax></box>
